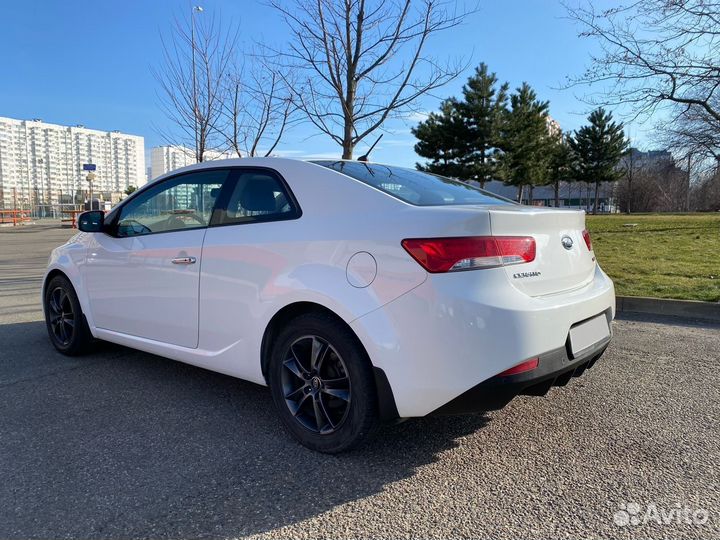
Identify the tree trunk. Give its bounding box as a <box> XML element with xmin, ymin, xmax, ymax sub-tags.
<box><xmin>528</xmin><ymin>185</ymin><xmax>534</xmax><ymax>205</ymax></box>
<box><xmin>554</xmin><ymin>180</ymin><xmax>560</xmax><ymax>207</ymax></box>
<box><xmin>593</xmin><ymin>181</ymin><xmax>600</xmax><ymax>214</ymax></box>
<box><xmin>627</xmin><ymin>159</ymin><xmax>633</xmax><ymax>214</ymax></box>
<box><xmin>517</xmin><ymin>185</ymin><xmax>524</xmax><ymax>203</ymax></box>
<box><xmin>479</xmin><ymin>148</ymin><xmax>486</xmax><ymax>189</ymax></box>
<box><xmin>342</xmin><ymin>63</ymin><xmax>356</xmax><ymax>160</ymax></box>
<box><xmin>586</xmin><ymin>183</ymin><xmax>590</xmax><ymax>211</ymax></box>
<box><xmin>341</xmin><ymin>108</ymin><xmax>354</xmax><ymax>158</ymax></box>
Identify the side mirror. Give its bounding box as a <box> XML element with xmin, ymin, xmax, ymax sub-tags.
<box><xmin>78</xmin><ymin>210</ymin><xmax>105</xmax><ymax>233</ymax></box>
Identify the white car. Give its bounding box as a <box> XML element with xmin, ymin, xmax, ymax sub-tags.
<box><xmin>44</xmin><ymin>158</ymin><xmax>615</xmax><ymax>452</ymax></box>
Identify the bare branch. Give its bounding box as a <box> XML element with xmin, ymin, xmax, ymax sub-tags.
<box><xmin>564</xmin><ymin>0</ymin><xmax>720</xmax><ymax>124</ymax></box>
<box><xmin>216</xmin><ymin>52</ymin><xmax>299</xmax><ymax>158</ymax></box>
<box><xmin>154</xmin><ymin>10</ymin><xmax>238</xmax><ymax>161</ymax></box>
<box><xmin>270</xmin><ymin>0</ymin><xmax>473</xmax><ymax>158</ymax></box>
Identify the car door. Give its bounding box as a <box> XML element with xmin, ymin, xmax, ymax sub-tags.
<box><xmin>84</xmin><ymin>168</ymin><xmax>231</xmax><ymax>348</ymax></box>
<box><xmin>198</xmin><ymin>168</ymin><xmax>302</xmax><ymax>378</ymax></box>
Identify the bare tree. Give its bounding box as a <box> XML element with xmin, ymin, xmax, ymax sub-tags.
<box><xmin>565</xmin><ymin>1</ymin><xmax>720</xmax><ymax>120</ymax></box>
<box><xmin>690</xmin><ymin>166</ymin><xmax>720</xmax><ymax>211</ymax></box>
<box><xmin>617</xmin><ymin>154</ymin><xmax>689</xmax><ymax>212</ymax></box>
<box><xmin>270</xmin><ymin>0</ymin><xmax>470</xmax><ymax>159</ymax></box>
<box><xmin>220</xmin><ymin>56</ymin><xmax>296</xmax><ymax>158</ymax></box>
<box><xmin>661</xmin><ymin>102</ymin><xmax>720</xmax><ymax>165</ymax></box>
<box><xmin>154</xmin><ymin>9</ymin><xmax>237</xmax><ymax>162</ymax></box>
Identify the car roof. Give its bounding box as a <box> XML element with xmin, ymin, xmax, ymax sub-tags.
<box><xmin>149</xmin><ymin>156</ymin><xmax>373</xmax><ymax>184</ymax></box>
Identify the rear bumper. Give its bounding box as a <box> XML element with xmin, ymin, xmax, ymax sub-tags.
<box><xmin>431</xmin><ymin>332</ymin><xmax>610</xmax><ymax>415</ymax></box>
<box><xmin>351</xmin><ymin>264</ymin><xmax>615</xmax><ymax>418</ymax></box>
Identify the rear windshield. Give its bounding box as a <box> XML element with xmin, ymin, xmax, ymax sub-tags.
<box><xmin>312</xmin><ymin>160</ymin><xmax>512</xmax><ymax>206</ymax></box>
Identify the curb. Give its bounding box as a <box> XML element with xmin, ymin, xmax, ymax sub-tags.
<box><xmin>616</xmin><ymin>296</ymin><xmax>720</xmax><ymax>323</ymax></box>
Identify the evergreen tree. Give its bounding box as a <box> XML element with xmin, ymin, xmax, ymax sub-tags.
<box><xmin>546</xmin><ymin>133</ymin><xmax>574</xmax><ymax>207</ymax></box>
<box><xmin>569</xmin><ymin>108</ymin><xmax>629</xmax><ymax>214</ymax></box>
<box><xmin>496</xmin><ymin>83</ymin><xmax>551</xmax><ymax>202</ymax></box>
<box><xmin>412</xmin><ymin>98</ymin><xmax>468</xmax><ymax>178</ymax></box>
<box><xmin>457</xmin><ymin>63</ymin><xmax>509</xmax><ymax>187</ymax></box>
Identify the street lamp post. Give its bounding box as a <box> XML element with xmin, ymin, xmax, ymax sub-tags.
<box><xmin>36</xmin><ymin>158</ymin><xmax>44</xmax><ymax>218</ymax></box>
<box><xmin>87</xmin><ymin>172</ymin><xmax>95</xmax><ymax>210</ymax></box>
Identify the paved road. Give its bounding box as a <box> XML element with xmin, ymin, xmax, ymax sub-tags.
<box><xmin>1</xmin><ymin>224</ymin><xmax>718</xmax><ymax>540</ymax></box>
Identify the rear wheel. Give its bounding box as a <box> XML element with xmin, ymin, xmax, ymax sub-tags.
<box><xmin>268</xmin><ymin>313</ymin><xmax>378</xmax><ymax>453</ymax></box>
<box><xmin>44</xmin><ymin>275</ymin><xmax>92</xmax><ymax>356</ymax></box>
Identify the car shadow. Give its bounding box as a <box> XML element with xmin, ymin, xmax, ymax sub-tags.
<box><xmin>0</xmin><ymin>320</ymin><xmax>490</xmax><ymax>539</ymax></box>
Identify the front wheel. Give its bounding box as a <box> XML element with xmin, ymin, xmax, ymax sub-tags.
<box><xmin>268</xmin><ymin>313</ymin><xmax>378</xmax><ymax>453</ymax></box>
<box><xmin>44</xmin><ymin>274</ymin><xmax>92</xmax><ymax>356</ymax></box>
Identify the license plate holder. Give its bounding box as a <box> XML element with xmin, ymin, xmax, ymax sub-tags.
<box><xmin>569</xmin><ymin>314</ymin><xmax>610</xmax><ymax>356</ymax></box>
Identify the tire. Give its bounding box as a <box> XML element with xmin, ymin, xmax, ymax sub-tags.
<box><xmin>44</xmin><ymin>274</ymin><xmax>93</xmax><ymax>356</ymax></box>
<box><xmin>268</xmin><ymin>312</ymin><xmax>378</xmax><ymax>453</ymax></box>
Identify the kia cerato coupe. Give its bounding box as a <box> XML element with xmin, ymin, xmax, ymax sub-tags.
<box><xmin>43</xmin><ymin>158</ymin><xmax>614</xmax><ymax>453</ymax></box>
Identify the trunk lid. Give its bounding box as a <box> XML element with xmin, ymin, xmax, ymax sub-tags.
<box><xmin>487</xmin><ymin>206</ymin><xmax>596</xmax><ymax>297</ymax></box>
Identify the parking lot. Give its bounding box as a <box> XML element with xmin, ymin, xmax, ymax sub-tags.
<box><xmin>1</xmin><ymin>224</ymin><xmax>718</xmax><ymax>539</ymax></box>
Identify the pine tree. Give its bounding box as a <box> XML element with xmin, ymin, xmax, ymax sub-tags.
<box><xmin>496</xmin><ymin>83</ymin><xmax>551</xmax><ymax>202</ymax></box>
<box><xmin>569</xmin><ymin>108</ymin><xmax>628</xmax><ymax>214</ymax></box>
<box><xmin>457</xmin><ymin>63</ymin><xmax>508</xmax><ymax>187</ymax></box>
<box><xmin>547</xmin><ymin>133</ymin><xmax>574</xmax><ymax>207</ymax></box>
<box><xmin>412</xmin><ymin>98</ymin><xmax>468</xmax><ymax>178</ymax></box>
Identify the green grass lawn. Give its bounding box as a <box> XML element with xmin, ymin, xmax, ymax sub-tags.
<box><xmin>586</xmin><ymin>213</ymin><xmax>720</xmax><ymax>302</ymax></box>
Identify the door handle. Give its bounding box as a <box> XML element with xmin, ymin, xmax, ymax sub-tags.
<box><xmin>171</xmin><ymin>256</ymin><xmax>196</xmax><ymax>265</ymax></box>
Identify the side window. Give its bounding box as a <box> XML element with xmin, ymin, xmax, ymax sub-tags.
<box><xmin>215</xmin><ymin>170</ymin><xmax>300</xmax><ymax>225</ymax></box>
<box><xmin>116</xmin><ymin>170</ymin><xmax>229</xmax><ymax>237</ymax></box>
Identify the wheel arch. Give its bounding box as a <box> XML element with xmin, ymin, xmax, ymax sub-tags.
<box><xmin>43</xmin><ymin>268</ymin><xmax>69</xmax><ymax>295</ymax></box>
<box><xmin>260</xmin><ymin>301</ymin><xmax>399</xmax><ymax>421</ymax></box>
<box><xmin>42</xmin><ymin>267</ymin><xmax>94</xmax><ymax>333</ymax></box>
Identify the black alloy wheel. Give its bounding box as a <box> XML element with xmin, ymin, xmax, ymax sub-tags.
<box><xmin>44</xmin><ymin>274</ymin><xmax>92</xmax><ymax>355</ymax></box>
<box><xmin>268</xmin><ymin>312</ymin><xmax>378</xmax><ymax>453</ymax></box>
<box><xmin>281</xmin><ymin>335</ymin><xmax>352</xmax><ymax>434</ymax></box>
<box><xmin>47</xmin><ymin>286</ymin><xmax>76</xmax><ymax>346</ymax></box>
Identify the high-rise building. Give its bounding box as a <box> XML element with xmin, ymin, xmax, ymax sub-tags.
<box><xmin>150</xmin><ymin>145</ymin><xmax>233</xmax><ymax>180</ymax></box>
<box><xmin>0</xmin><ymin>116</ymin><xmax>145</xmax><ymax>210</ymax></box>
<box><xmin>150</xmin><ymin>145</ymin><xmax>196</xmax><ymax>180</ymax></box>
<box><xmin>546</xmin><ymin>116</ymin><xmax>561</xmax><ymax>137</ymax></box>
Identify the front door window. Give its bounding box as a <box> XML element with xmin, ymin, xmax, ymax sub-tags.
<box><xmin>116</xmin><ymin>170</ymin><xmax>229</xmax><ymax>237</ymax></box>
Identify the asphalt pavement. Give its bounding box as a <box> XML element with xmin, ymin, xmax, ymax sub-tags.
<box><xmin>0</xmin><ymin>223</ymin><xmax>718</xmax><ymax>539</ymax></box>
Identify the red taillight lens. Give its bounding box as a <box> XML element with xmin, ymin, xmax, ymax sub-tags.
<box><xmin>401</xmin><ymin>236</ymin><xmax>536</xmax><ymax>273</ymax></box>
<box><xmin>582</xmin><ymin>229</ymin><xmax>592</xmax><ymax>251</ymax></box>
<box><xmin>498</xmin><ymin>357</ymin><xmax>539</xmax><ymax>376</ymax></box>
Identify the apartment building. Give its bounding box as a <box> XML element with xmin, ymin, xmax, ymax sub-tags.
<box><xmin>0</xmin><ymin>116</ymin><xmax>145</xmax><ymax>211</ymax></box>
<box><xmin>150</xmin><ymin>145</ymin><xmax>233</xmax><ymax>180</ymax></box>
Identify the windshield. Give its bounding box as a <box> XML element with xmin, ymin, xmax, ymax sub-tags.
<box><xmin>312</xmin><ymin>160</ymin><xmax>512</xmax><ymax>206</ymax></box>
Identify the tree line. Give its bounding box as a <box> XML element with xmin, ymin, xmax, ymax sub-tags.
<box><xmin>412</xmin><ymin>63</ymin><xmax>628</xmax><ymax>213</ymax></box>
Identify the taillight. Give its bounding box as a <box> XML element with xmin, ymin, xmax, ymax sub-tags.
<box><xmin>401</xmin><ymin>236</ymin><xmax>536</xmax><ymax>273</ymax></box>
<box><xmin>582</xmin><ymin>229</ymin><xmax>592</xmax><ymax>251</ymax></box>
<box><xmin>497</xmin><ymin>357</ymin><xmax>539</xmax><ymax>376</ymax></box>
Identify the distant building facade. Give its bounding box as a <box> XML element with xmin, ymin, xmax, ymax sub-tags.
<box><xmin>481</xmin><ymin>180</ymin><xmax>618</xmax><ymax>213</ymax></box>
<box><xmin>546</xmin><ymin>116</ymin><xmax>561</xmax><ymax>137</ymax></box>
<box><xmin>0</xmin><ymin>116</ymin><xmax>145</xmax><ymax>211</ymax></box>
<box><xmin>479</xmin><ymin>148</ymin><xmax>679</xmax><ymax>213</ymax></box>
<box><xmin>150</xmin><ymin>145</ymin><xmax>233</xmax><ymax>180</ymax></box>
<box><xmin>619</xmin><ymin>148</ymin><xmax>675</xmax><ymax>171</ymax></box>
